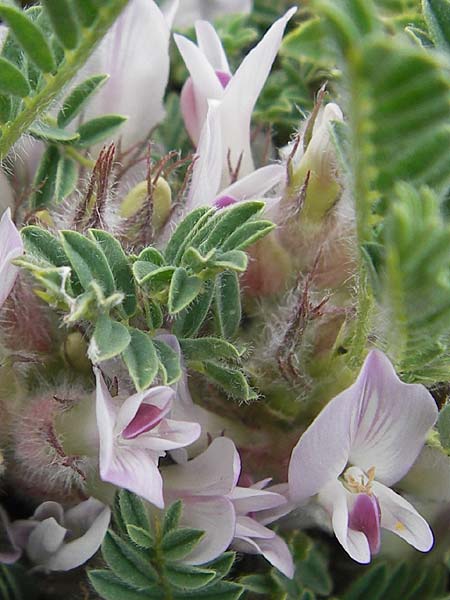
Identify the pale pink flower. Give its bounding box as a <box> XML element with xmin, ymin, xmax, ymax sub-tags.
<box><xmin>163</xmin><ymin>437</ymin><xmax>294</xmax><ymax>576</ymax></box>
<box><xmin>175</xmin><ymin>8</ymin><xmax>296</xmax><ymax>180</ymax></box>
<box><xmin>0</xmin><ymin>209</ymin><xmax>23</xmax><ymax>309</ymax></box>
<box><xmin>288</xmin><ymin>350</ymin><xmax>438</xmax><ymax>563</ymax></box>
<box><xmin>9</xmin><ymin>498</ymin><xmax>110</xmax><ymax>571</ymax></box>
<box><xmin>95</xmin><ymin>368</ymin><xmax>200</xmax><ymax>508</ymax></box>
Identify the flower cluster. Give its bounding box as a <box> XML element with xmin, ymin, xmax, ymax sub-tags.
<box><xmin>0</xmin><ymin>0</ymin><xmax>445</xmax><ymax>592</ymax></box>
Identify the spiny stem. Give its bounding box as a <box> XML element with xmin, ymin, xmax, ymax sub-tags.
<box><xmin>0</xmin><ymin>0</ymin><xmax>129</xmax><ymax>159</ymax></box>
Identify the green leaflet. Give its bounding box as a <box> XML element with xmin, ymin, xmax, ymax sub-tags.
<box><xmin>214</xmin><ymin>271</ymin><xmax>242</xmax><ymax>339</ymax></box>
<box><xmin>200</xmin><ymin>201</ymin><xmax>265</xmax><ymax>252</ymax></box>
<box><xmin>153</xmin><ymin>339</ymin><xmax>182</xmax><ymax>385</ymax></box>
<box><xmin>76</xmin><ymin>114</ymin><xmax>127</xmax><ymax>147</ymax></box>
<box><xmin>57</xmin><ymin>74</ymin><xmax>109</xmax><ymax>127</ymax></box>
<box><xmin>161</xmin><ymin>528</ymin><xmax>205</xmax><ymax>561</ymax></box>
<box><xmin>0</xmin><ymin>3</ymin><xmax>55</xmax><ymax>72</ymax></box>
<box><xmin>30</xmin><ymin>145</ymin><xmax>60</xmax><ymax>209</ymax></box>
<box><xmin>89</xmin><ymin>315</ymin><xmax>131</xmax><ymax>363</ymax></box>
<box><xmin>200</xmin><ymin>360</ymin><xmax>256</xmax><ymax>402</ymax></box>
<box><xmin>60</xmin><ymin>230</ymin><xmax>116</xmax><ymax>296</ymax></box>
<box><xmin>173</xmin><ymin>280</ymin><xmax>215</xmax><ymax>338</ymax></box>
<box><xmin>41</xmin><ymin>0</ymin><xmax>79</xmax><ymax>49</ymax></box>
<box><xmin>423</xmin><ymin>0</ymin><xmax>450</xmax><ymax>49</ymax></box>
<box><xmin>88</xmin><ymin>571</ymin><xmax>163</xmax><ymax>600</ymax></box>
<box><xmin>180</xmin><ymin>337</ymin><xmax>241</xmax><ymax>362</ymax></box>
<box><xmin>438</xmin><ymin>403</ymin><xmax>450</xmax><ymax>450</ymax></box>
<box><xmin>89</xmin><ymin>229</ymin><xmax>137</xmax><ymax>317</ymax></box>
<box><xmin>0</xmin><ymin>57</ymin><xmax>29</xmax><ymax>96</ymax></box>
<box><xmin>21</xmin><ymin>226</ymin><xmax>69</xmax><ymax>267</ymax></box>
<box><xmin>122</xmin><ymin>328</ymin><xmax>159</xmax><ymax>391</ymax></box>
<box><xmin>72</xmin><ymin>0</ymin><xmax>98</xmax><ymax>26</ymax></box>
<box><xmin>165</xmin><ymin>207</ymin><xmax>213</xmax><ymax>264</ymax></box>
<box><xmin>29</xmin><ymin>122</ymin><xmax>80</xmax><ymax>143</ymax></box>
<box><xmin>54</xmin><ymin>156</ymin><xmax>78</xmax><ymax>202</ymax></box>
<box><xmin>118</xmin><ymin>490</ymin><xmax>151</xmax><ymax>535</ymax></box>
<box><xmin>102</xmin><ymin>531</ymin><xmax>159</xmax><ymax>589</ymax></box>
<box><xmin>168</xmin><ymin>267</ymin><xmax>203</xmax><ymax>314</ymax></box>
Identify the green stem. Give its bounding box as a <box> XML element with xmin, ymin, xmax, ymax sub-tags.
<box><xmin>346</xmin><ymin>52</ymin><xmax>375</xmax><ymax>368</ymax></box>
<box><xmin>0</xmin><ymin>1</ymin><xmax>129</xmax><ymax>159</ymax></box>
<box><xmin>64</xmin><ymin>145</ymin><xmax>95</xmax><ymax>169</ymax></box>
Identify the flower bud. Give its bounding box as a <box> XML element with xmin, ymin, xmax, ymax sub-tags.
<box><xmin>10</xmin><ymin>390</ymin><xmax>91</xmax><ymax>503</ymax></box>
<box><xmin>120</xmin><ymin>177</ymin><xmax>172</xmax><ymax>231</ymax></box>
<box><xmin>288</xmin><ymin>103</ymin><xmax>344</xmax><ymax>223</ymax></box>
<box><xmin>1</xmin><ymin>278</ymin><xmax>54</xmax><ymax>355</ymax></box>
<box><xmin>62</xmin><ymin>331</ymin><xmax>92</xmax><ymax>375</ymax></box>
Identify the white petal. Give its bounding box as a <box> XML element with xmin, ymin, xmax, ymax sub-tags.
<box><xmin>45</xmin><ymin>505</ymin><xmax>111</xmax><ymax>571</ymax></box>
<box><xmin>80</xmin><ymin>0</ymin><xmax>171</xmax><ymax>148</ymax></box>
<box><xmin>232</xmin><ymin>533</ymin><xmax>294</xmax><ymax>578</ymax></box>
<box><xmin>195</xmin><ymin>21</ymin><xmax>230</xmax><ymax>73</ymax></box>
<box><xmin>230</xmin><ymin>486</ymin><xmax>287</xmax><ymax>515</ymax></box>
<box><xmin>180</xmin><ymin>496</ymin><xmax>235</xmax><ymax>565</ymax></box>
<box><xmin>0</xmin><ymin>170</ymin><xmax>14</xmax><ymax>214</ymax></box>
<box><xmin>219</xmin><ymin>164</ymin><xmax>286</xmax><ymax>202</ymax></box>
<box><xmin>163</xmin><ymin>436</ymin><xmax>240</xmax><ymax>496</ymax></box>
<box><xmin>318</xmin><ymin>480</ymin><xmax>371</xmax><ymax>564</ymax></box>
<box><xmin>235</xmin><ymin>515</ymin><xmax>274</xmax><ymax>540</ymax></box>
<box><xmin>349</xmin><ymin>350</ymin><xmax>438</xmax><ymax>486</ymax></box>
<box><xmin>372</xmin><ymin>481</ymin><xmax>434</xmax><ymax>552</ymax></box>
<box><xmin>64</xmin><ymin>498</ymin><xmax>109</xmax><ymax>534</ymax></box>
<box><xmin>188</xmin><ymin>100</ymin><xmax>223</xmax><ymax>208</ymax></box>
<box><xmin>95</xmin><ymin>368</ymin><xmax>117</xmax><ymax>479</ymax></box>
<box><xmin>288</xmin><ymin>386</ymin><xmax>353</xmax><ymax>502</ymax></box>
<box><xmin>101</xmin><ymin>445</ymin><xmax>165</xmax><ymax>508</ymax></box>
<box><xmin>175</xmin><ymin>33</ymin><xmax>224</xmax><ymax>144</ymax></box>
<box><xmin>0</xmin><ymin>208</ymin><xmax>23</xmax><ymax>309</ymax></box>
<box><xmin>33</xmin><ymin>502</ymin><xmax>65</xmax><ymax>525</ymax></box>
<box><xmin>219</xmin><ymin>7</ymin><xmax>296</xmax><ymax>178</ymax></box>
<box><xmin>27</xmin><ymin>519</ymin><xmax>67</xmax><ymax>566</ymax></box>
<box><xmin>162</xmin><ymin>0</ymin><xmax>179</xmax><ymax>28</ymax></box>
<box><xmin>256</xmin><ymin>483</ymin><xmax>296</xmax><ymax>526</ymax></box>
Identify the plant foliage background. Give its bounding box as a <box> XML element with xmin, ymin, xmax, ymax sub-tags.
<box><xmin>0</xmin><ymin>0</ymin><xmax>450</xmax><ymax>598</ymax></box>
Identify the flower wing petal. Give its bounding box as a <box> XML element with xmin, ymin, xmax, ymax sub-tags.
<box><xmin>233</xmin><ymin>533</ymin><xmax>294</xmax><ymax>578</ymax></box>
<box><xmin>180</xmin><ymin>496</ymin><xmax>235</xmax><ymax>565</ymax></box>
<box><xmin>235</xmin><ymin>515</ymin><xmax>274</xmax><ymax>540</ymax></box>
<box><xmin>230</xmin><ymin>486</ymin><xmax>287</xmax><ymax>515</ymax></box>
<box><xmin>372</xmin><ymin>481</ymin><xmax>433</xmax><ymax>552</ymax></box>
<box><xmin>45</xmin><ymin>505</ymin><xmax>111</xmax><ymax>571</ymax></box>
<box><xmin>219</xmin><ymin>164</ymin><xmax>285</xmax><ymax>202</ymax></box>
<box><xmin>163</xmin><ymin>436</ymin><xmax>240</xmax><ymax>496</ymax></box>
